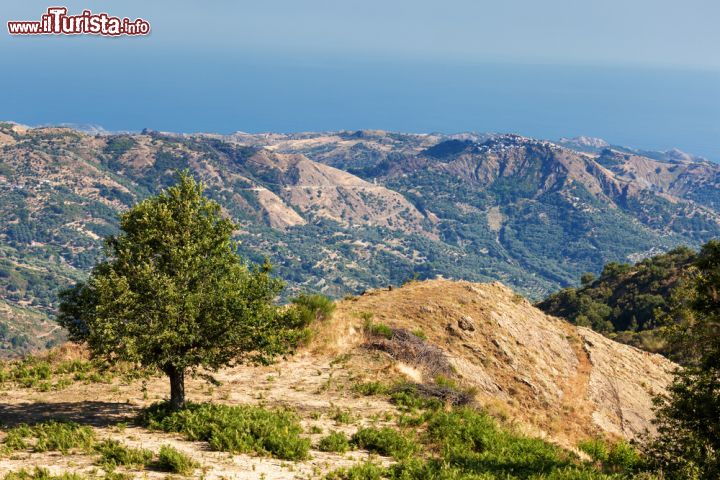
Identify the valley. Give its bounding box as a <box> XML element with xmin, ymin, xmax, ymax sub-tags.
<box><xmin>2</xmin><ymin>123</ymin><xmax>720</xmax><ymax>358</ymax></box>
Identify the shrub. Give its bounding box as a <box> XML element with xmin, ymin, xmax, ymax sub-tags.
<box><xmin>389</xmin><ymin>384</ymin><xmax>443</xmax><ymax>412</ymax></box>
<box><xmin>291</xmin><ymin>293</ymin><xmax>335</xmax><ymax>324</ymax></box>
<box><xmin>140</xmin><ymin>402</ymin><xmax>310</xmax><ymax>460</ymax></box>
<box><xmin>330</xmin><ymin>407</ymin><xmax>355</xmax><ymax>425</ymax></box>
<box><xmin>2</xmin><ymin>358</ymin><xmax>52</xmax><ymax>388</ymax></box>
<box><xmin>352</xmin><ymin>381</ymin><xmax>389</xmax><ymax>396</ymax></box>
<box><xmin>102</xmin><ymin>473</ymin><xmax>132</xmax><ymax>480</ymax></box>
<box><xmin>335</xmin><ymin>405</ymin><xmax>645</xmax><ymax>479</ymax></box>
<box><xmin>365</xmin><ymin>322</ymin><xmax>393</xmax><ymax>340</ymax></box>
<box><xmin>104</xmin><ymin>137</ymin><xmax>135</xmax><ymax>156</ymax></box>
<box><xmin>426</xmin><ymin>408</ymin><xmax>571</xmax><ymax>477</ymax></box>
<box><xmin>351</xmin><ymin>427</ymin><xmax>418</xmax><ymax>460</ymax></box>
<box><xmin>0</xmin><ymin>355</ymin><xmax>149</xmax><ymax>391</ymax></box>
<box><xmin>579</xmin><ymin>438</ymin><xmax>641</xmax><ymax>473</ymax></box>
<box><xmin>318</xmin><ymin>431</ymin><xmax>351</xmax><ymax>453</ymax></box>
<box><xmin>55</xmin><ymin>359</ymin><xmax>93</xmax><ymax>375</ymax></box>
<box><xmin>2</xmin><ymin>421</ymin><xmax>95</xmax><ymax>454</ymax></box>
<box><xmin>392</xmin><ymin>462</ymin><xmax>625</xmax><ymax>479</ymax></box>
<box><xmin>579</xmin><ymin>438</ymin><xmax>609</xmax><ymax>463</ymax></box>
<box><xmin>155</xmin><ymin>445</ymin><xmax>198</xmax><ymax>475</ymax></box>
<box><xmin>95</xmin><ymin>439</ymin><xmax>153</xmax><ymax>470</ymax></box>
<box><xmin>606</xmin><ymin>441</ymin><xmax>641</xmax><ymax>471</ymax></box>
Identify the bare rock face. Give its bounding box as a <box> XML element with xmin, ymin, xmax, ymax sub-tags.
<box><xmin>330</xmin><ymin>279</ymin><xmax>676</xmax><ymax>445</ymax></box>
<box><xmin>248</xmin><ymin>150</ymin><xmax>434</xmax><ymax>236</ymax></box>
<box><xmin>577</xmin><ymin>328</ymin><xmax>673</xmax><ymax>438</ymax></box>
<box><xmin>457</xmin><ymin>315</ymin><xmax>476</xmax><ymax>331</ymax></box>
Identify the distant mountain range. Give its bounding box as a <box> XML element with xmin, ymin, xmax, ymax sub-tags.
<box><xmin>2</xmin><ymin>122</ymin><xmax>720</xmax><ymax>357</ymax></box>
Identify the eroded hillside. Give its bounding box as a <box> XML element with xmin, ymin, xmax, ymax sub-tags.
<box><xmin>318</xmin><ymin>279</ymin><xmax>674</xmax><ymax>443</ymax></box>
<box><xmin>0</xmin><ymin>280</ymin><xmax>674</xmax><ymax>479</ymax></box>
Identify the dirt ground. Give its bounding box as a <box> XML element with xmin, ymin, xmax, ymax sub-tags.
<box><xmin>0</xmin><ymin>352</ymin><xmax>399</xmax><ymax>479</ymax></box>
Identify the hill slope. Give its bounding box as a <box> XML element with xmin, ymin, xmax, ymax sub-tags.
<box><xmin>320</xmin><ymin>279</ymin><xmax>674</xmax><ymax>442</ymax></box>
<box><xmin>266</xmin><ymin>131</ymin><xmax>720</xmax><ymax>290</ymax></box>
<box><xmin>0</xmin><ymin>280</ymin><xmax>674</xmax><ymax>479</ymax></box>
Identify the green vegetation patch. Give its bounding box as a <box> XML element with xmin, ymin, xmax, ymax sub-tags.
<box><xmin>155</xmin><ymin>445</ymin><xmax>198</xmax><ymax>475</ymax></box>
<box><xmin>103</xmin><ymin>136</ymin><xmax>136</xmax><ymax>157</ymax></box>
<box><xmin>95</xmin><ymin>439</ymin><xmax>153</xmax><ymax>470</ymax></box>
<box><xmin>352</xmin><ymin>381</ymin><xmax>390</xmax><ymax>396</ymax></box>
<box><xmin>579</xmin><ymin>438</ymin><xmax>641</xmax><ymax>473</ymax></box>
<box><xmin>2</xmin><ymin>468</ymin><xmax>87</xmax><ymax>480</ymax></box>
<box><xmin>140</xmin><ymin>402</ymin><xmax>310</xmax><ymax>460</ymax></box>
<box><xmin>364</xmin><ymin>321</ymin><xmax>394</xmax><ymax>340</ymax></box>
<box><xmin>326</xmin><ymin>402</ymin><xmax>647</xmax><ymax>479</ymax></box>
<box><xmin>351</xmin><ymin>427</ymin><xmax>419</xmax><ymax>460</ymax></box>
<box><xmin>291</xmin><ymin>293</ymin><xmax>336</xmax><ymax>324</ymax></box>
<box><xmin>330</xmin><ymin>407</ymin><xmax>355</xmax><ymax>425</ymax></box>
<box><xmin>537</xmin><ymin>246</ymin><xmax>695</xmax><ymax>356</ymax></box>
<box><xmin>0</xmin><ymin>354</ymin><xmax>152</xmax><ymax>391</ymax></box>
<box><xmin>325</xmin><ymin>461</ymin><xmax>385</xmax><ymax>480</ymax></box>
<box><xmin>2</xmin><ymin>420</ymin><xmax>95</xmax><ymax>454</ymax></box>
<box><xmin>318</xmin><ymin>431</ymin><xmax>351</xmax><ymax>453</ymax></box>
<box><xmin>425</xmin><ymin>407</ymin><xmax>574</xmax><ymax>477</ymax></box>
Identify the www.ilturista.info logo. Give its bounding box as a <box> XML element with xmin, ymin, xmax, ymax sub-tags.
<box><xmin>8</xmin><ymin>7</ymin><xmax>150</xmax><ymax>36</ymax></box>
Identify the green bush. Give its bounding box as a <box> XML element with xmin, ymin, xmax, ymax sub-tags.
<box><xmin>433</xmin><ymin>374</ymin><xmax>458</xmax><ymax>389</ymax></box>
<box><xmin>330</xmin><ymin>407</ymin><xmax>355</xmax><ymax>425</ymax></box>
<box><xmin>140</xmin><ymin>402</ymin><xmax>310</xmax><ymax>460</ymax></box>
<box><xmin>318</xmin><ymin>431</ymin><xmax>351</xmax><ymax>453</ymax></box>
<box><xmin>0</xmin><ymin>355</ymin><xmax>148</xmax><ymax>391</ymax></box>
<box><xmin>351</xmin><ymin>427</ymin><xmax>418</xmax><ymax>460</ymax></box>
<box><xmin>606</xmin><ymin>441</ymin><xmax>641</xmax><ymax>471</ymax></box>
<box><xmin>352</xmin><ymin>381</ymin><xmax>389</xmax><ymax>396</ymax></box>
<box><xmin>94</xmin><ymin>439</ymin><xmax>153</xmax><ymax>469</ymax></box>
<box><xmin>365</xmin><ymin>322</ymin><xmax>393</xmax><ymax>340</ymax></box>
<box><xmin>390</xmin><ymin>384</ymin><xmax>443</xmax><ymax>412</ymax></box>
<box><xmin>55</xmin><ymin>359</ymin><xmax>93</xmax><ymax>375</ymax></box>
<box><xmin>426</xmin><ymin>408</ymin><xmax>572</xmax><ymax>477</ymax></box>
<box><xmin>579</xmin><ymin>438</ymin><xmax>609</xmax><ymax>463</ymax></box>
<box><xmin>3</xmin><ymin>358</ymin><xmax>52</xmax><ymax>388</ymax></box>
<box><xmin>291</xmin><ymin>293</ymin><xmax>335</xmax><ymax>324</ymax></box>
<box><xmin>579</xmin><ymin>438</ymin><xmax>641</xmax><ymax>473</ymax></box>
<box><xmin>155</xmin><ymin>445</ymin><xmax>198</xmax><ymax>475</ymax></box>
<box><xmin>101</xmin><ymin>473</ymin><xmax>132</xmax><ymax>480</ymax></box>
<box><xmin>104</xmin><ymin>137</ymin><xmax>135</xmax><ymax>156</ymax></box>
<box><xmin>2</xmin><ymin>421</ymin><xmax>95</xmax><ymax>454</ymax></box>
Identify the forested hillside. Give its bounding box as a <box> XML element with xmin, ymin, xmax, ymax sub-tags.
<box><xmin>2</xmin><ymin>123</ymin><xmax>720</xmax><ymax>357</ymax></box>
<box><xmin>537</xmin><ymin>247</ymin><xmax>696</xmax><ymax>356</ymax></box>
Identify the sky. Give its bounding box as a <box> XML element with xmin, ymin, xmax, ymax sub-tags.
<box><xmin>1</xmin><ymin>0</ymin><xmax>719</xmax><ymax>158</ymax></box>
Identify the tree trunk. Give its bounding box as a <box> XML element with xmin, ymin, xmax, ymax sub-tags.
<box><xmin>166</xmin><ymin>365</ymin><xmax>186</xmax><ymax>410</ymax></box>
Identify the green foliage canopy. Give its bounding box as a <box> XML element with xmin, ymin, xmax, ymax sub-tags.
<box><xmin>58</xmin><ymin>172</ymin><xmax>304</xmax><ymax>407</ymax></box>
<box><xmin>645</xmin><ymin>240</ymin><xmax>720</xmax><ymax>479</ymax></box>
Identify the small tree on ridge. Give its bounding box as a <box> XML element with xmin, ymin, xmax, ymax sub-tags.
<box><xmin>58</xmin><ymin>172</ymin><xmax>304</xmax><ymax>409</ymax></box>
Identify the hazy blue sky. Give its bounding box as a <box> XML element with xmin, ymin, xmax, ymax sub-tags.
<box><xmin>2</xmin><ymin>1</ymin><xmax>719</xmax><ymax>158</ymax></box>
